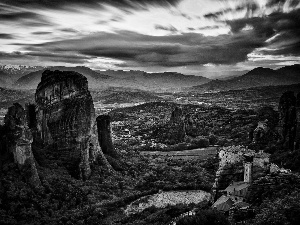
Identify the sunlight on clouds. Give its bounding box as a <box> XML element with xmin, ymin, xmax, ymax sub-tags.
<box><xmin>248</xmin><ymin>52</ymin><xmax>300</xmax><ymax>62</ymax></box>
<box><xmin>86</xmin><ymin>57</ymin><xmax>125</xmax><ymax>70</ymax></box>
<box><xmin>35</xmin><ymin>5</ymin><xmax>114</xmax><ymax>35</ymax></box>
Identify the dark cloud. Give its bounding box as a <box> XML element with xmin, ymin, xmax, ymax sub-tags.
<box><xmin>26</xmin><ymin>52</ymin><xmax>89</xmax><ymax>64</ymax></box>
<box><xmin>0</xmin><ymin>9</ymin><xmax>52</xmax><ymax>27</ymax></box>
<box><xmin>59</xmin><ymin>28</ymin><xmax>79</xmax><ymax>33</ymax></box>
<box><xmin>0</xmin><ymin>33</ymin><xmax>14</xmax><ymax>39</ymax></box>
<box><xmin>31</xmin><ymin>31</ymin><xmax>52</xmax><ymax>35</ymax></box>
<box><xmin>227</xmin><ymin>17</ymin><xmax>274</xmax><ymax>37</ymax></box>
<box><xmin>20</xmin><ymin>30</ymin><xmax>267</xmax><ymax>67</ymax></box>
<box><xmin>180</xmin><ymin>13</ymin><xmax>192</xmax><ymax>20</ymax></box>
<box><xmin>204</xmin><ymin>2</ymin><xmax>258</xmax><ymax>19</ymax></box>
<box><xmin>261</xmin><ymin>29</ymin><xmax>300</xmax><ymax>56</ymax></box>
<box><xmin>227</xmin><ymin>8</ymin><xmax>300</xmax><ymax>57</ymax></box>
<box><xmin>0</xmin><ymin>0</ymin><xmax>181</xmax><ymax>9</ymax></box>
<box><xmin>0</xmin><ymin>50</ymin><xmax>87</xmax><ymax>64</ymax></box>
<box><xmin>198</xmin><ymin>25</ymin><xmax>220</xmax><ymax>30</ymax></box>
<box><xmin>0</xmin><ymin>11</ymin><xmax>40</xmax><ymax>21</ymax></box>
<box><xmin>204</xmin><ymin>8</ymin><xmax>233</xmax><ymax>19</ymax></box>
<box><xmin>154</xmin><ymin>24</ymin><xmax>178</xmax><ymax>32</ymax></box>
<box><xmin>110</xmin><ymin>16</ymin><xmax>123</xmax><ymax>22</ymax></box>
<box><xmin>266</xmin><ymin>0</ymin><xmax>300</xmax><ymax>8</ymax></box>
<box><xmin>0</xmin><ymin>51</ymin><xmax>24</xmax><ymax>59</ymax></box>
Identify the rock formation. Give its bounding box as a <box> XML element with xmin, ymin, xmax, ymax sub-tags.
<box><xmin>0</xmin><ymin>103</ymin><xmax>40</xmax><ymax>187</ymax></box>
<box><xmin>211</xmin><ymin>146</ymin><xmax>270</xmax><ymax>201</ymax></box>
<box><xmin>170</xmin><ymin>106</ymin><xmax>183</xmax><ymax>122</ymax></box>
<box><xmin>96</xmin><ymin>115</ymin><xmax>118</xmax><ymax>158</ymax></box>
<box><xmin>278</xmin><ymin>91</ymin><xmax>297</xmax><ymax>150</ymax></box>
<box><xmin>250</xmin><ymin>106</ymin><xmax>279</xmax><ymax>149</ymax></box>
<box><xmin>296</xmin><ymin>92</ymin><xmax>300</xmax><ymax>150</ymax></box>
<box><xmin>153</xmin><ymin>106</ymin><xmax>186</xmax><ymax>144</ymax></box>
<box><xmin>252</xmin><ymin>119</ymin><xmax>269</xmax><ymax>144</ymax></box>
<box><xmin>34</xmin><ymin>70</ymin><xmax>111</xmax><ymax>179</ymax></box>
<box><xmin>168</xmin><ymin>107</ymin><xmax>186</xmax><ymax>143</ymax></box>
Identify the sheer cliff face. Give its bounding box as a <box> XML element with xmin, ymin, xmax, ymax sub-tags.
<box><xmin>35</xmin><ymin>70</ymin><xmax>100</xmax><ymax>179</ymax></box>
<box><xmin>278</xmin><ymin>91</ymin><xmax>298</xmax><ymax>150</ymax></box>
<box><xmin>296</xmin><ymin>93</ymin><xmax>300</xmax><ymax>150</ymax></box>
<box><xmin>1</xmin><ymin>103</ymin><xmax>40</xmax><ymax>187</ymax></box>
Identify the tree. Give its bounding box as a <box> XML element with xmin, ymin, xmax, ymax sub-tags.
<box><xmin>177</xmin><ymin>209</ymin><xmax>230</xmax><ymax>225</ymax></box>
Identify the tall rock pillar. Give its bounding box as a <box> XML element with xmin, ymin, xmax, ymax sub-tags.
<box><xmin>35</xmin><ymin>70</ymin><xmax>112</xmax><ymax>179</ymax></box>
<box><xmin>96</xmin><ymin>115</ymin><xmax>118</xmax><ymax>158</ymax></box>
<box><xmin>2</xmin><ymin>103</ymin><xmax>40</xmax><ymax>187</ymax></box>
<box><xmin>296</xmin><ymin>92</ymin><xmax>300</xmax><ymax>150</ymax></box>
<box><xmin>278</xmin><ymin>91</ymin><xmax>297</xmax><ymax>150</ymax></box>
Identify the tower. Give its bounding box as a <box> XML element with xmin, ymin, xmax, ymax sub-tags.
<box><xmin>244</xmin><ymin>162</ymin><xmax>253</xmax><ymax>183</ymax></box>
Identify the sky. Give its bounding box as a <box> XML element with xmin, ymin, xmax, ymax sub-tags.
<box><xmin>0</xmin><ymin>0</ymin><xmax>300</xmax><ymax>78</ymax></box>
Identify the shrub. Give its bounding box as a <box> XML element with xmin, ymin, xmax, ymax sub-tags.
<box><xmin>191</xmin><ymin>137</ymin><xmax>209</xmax><ymax>148</ymax></box>
<box><xmin>176</xmin><ymin>209</ymin><xmax>230</xmax><ymax>225</ymax></box>
<box><xmin>208</xmin><ymin>135</ymin><xmax>218</xmax><ymax>145</ymax></box>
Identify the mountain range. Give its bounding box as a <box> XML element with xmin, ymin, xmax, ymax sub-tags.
<box><xmin>13</xmin><ymin>66</ymin><xmax>210</xmax><ymax>91</ymax></box>
<box><xmin>0</xmin><ymin>64</ymin><xmax>299</xmax><ymax>92</ymax></box>
<box><xmin>189</xmin><ymin>65</ymin><xmax>300</xmax><ymax>92</ymax></box>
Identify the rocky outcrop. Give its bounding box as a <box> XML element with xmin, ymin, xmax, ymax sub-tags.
<box><xmin>34</xmin><ymin>70</ymin><xmax>111</xmax><ymax>179</ymax></box>
<box><xmin>170</xmin><ymin>106</ymin><xmax>183</xmax><ymax>122</ymax></box>
<box><xmin>252</xmin><ymin>120</ymin><xmax>269</xmax><ymax>144</ymax></box>
<box><xmin>96</xmin><ymin>115</ymin><xmax>118</xmax><ymax>158</ymax></box>
<box><xmin>249</xmin><ymin>106</ymin><xmax>279</xmax><ymax>149</ymax></box>
<box><xmin>212</xmin><ymin>146</ymin><xmax>270</xmax><ymax>201</ymax></box>
<box><xmin>0</xmin><ymin>103</ymin><xmax>40</xmax><ymax>187</ymax></box>
<box><xmin>247</xmin><ymin>172</ymin><xmax>300</xmax><ymax>204</ymax></box>
<box><xmin>296</xmin><ymin>92</ymin><xmax>300</xmax><ymax>150</ymax></box>
<box><xmin>154</xmin><ymin>107</ymin><xmax>186</xmax><ymax>145</ymax></box>
<box><xmin>278</xmin><ymin>91</ymin><xmax>297</xmax><ymax>150</ymax></box>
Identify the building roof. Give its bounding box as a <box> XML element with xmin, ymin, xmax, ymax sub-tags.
<box><xmin>212</xmin><ymin>195</ymin><xmax>234</xmax><ymax>212</ymax></box>
<box><xmin>225</xmin><ymin>181</ymin><xmax>250</xmax><ymax>193</ymax></box>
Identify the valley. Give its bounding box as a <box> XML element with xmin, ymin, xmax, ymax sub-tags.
<box><xmin>0</xmin><ymin>65</ymin><xmax>299</xmax><ymax>225</ymax></box>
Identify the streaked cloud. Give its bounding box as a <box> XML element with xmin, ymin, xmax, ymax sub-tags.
<box><xmin>0</xmin><ymin>33</ymin><xmax>14</xmax><ymax>39</ymax></box>
<box><xmin>0</xmin><ymin>0</ymin><xmax>299</xmax><ymax>76</ymax></box>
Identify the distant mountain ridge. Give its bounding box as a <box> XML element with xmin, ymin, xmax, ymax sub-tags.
<box><xmin>2</xmin><ymin>64</ymin><xmax>299</xmax><ymax>92</ymax></box>
<box><xmin>0</xmin><ymin>65</ymin><xmax>45</xmax><ymax>87</ymax></box>
<box><xmin>15</xmin><ymin>66</ymin><xmax>110</xmax><ymax>89</ymax></box>
<box><xmin>189</xmin><ymin>65</ymin><xmax>300</xmax><ymax>92</ymax></box>
<box><xmin>14</xmin><ymin>67</ymin><xmax>210</xmax><ymax>91</ymax></box>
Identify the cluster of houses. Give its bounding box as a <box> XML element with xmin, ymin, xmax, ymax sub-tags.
<box><xmin>212</xmin><ymin>160</ymin><xmax>252</xmax><ymax>212</ymax></box>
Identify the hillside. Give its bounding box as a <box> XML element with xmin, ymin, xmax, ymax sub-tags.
<box><xmin>190</xmin><ymin>65</ymin><xmax>300</xmax><ymax>92</ymax></box>
<box><xmin>0</xmin><ymin>65</ymin><xmax>44</xmax><ymax>87</ymax></box>
<box><xmin>0</xmin><ymin>71</ymin><xmax>9</xmax><ymax>87</ymax></box>
<box><xmin>104</xmin><ymin>70</ymin><xmax>210</xmax><ymax>91</ymax></box>
<box><xmin>91</xmin><ymin>87</ymin><xmax>162</xmax><ymax>104</ymax></box>
<box><xmin>0</xmin><ymin>87</ymin><xmax>34</xmax><ymax>108</ymax></box>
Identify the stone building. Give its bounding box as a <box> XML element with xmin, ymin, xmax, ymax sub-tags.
<box><xmin>212</xmin><ymin>156</ymin><xmax>253</xmax><ymax>212</ymax></box>
<box><xmin>34</xmin><ymin>70</ymin><xmax>105</xmax><ymax>179</ymax></box>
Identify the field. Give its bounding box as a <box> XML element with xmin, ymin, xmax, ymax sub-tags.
<box><xmin>140</xmin><ymin>147</ymin><xmax>218</xmax><ymax>160</ymax></box>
